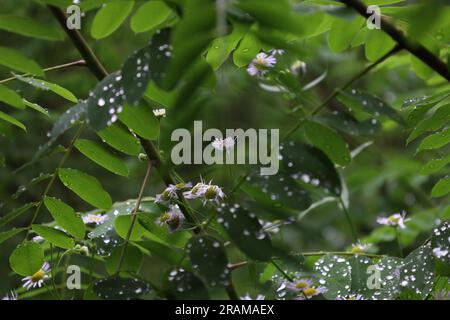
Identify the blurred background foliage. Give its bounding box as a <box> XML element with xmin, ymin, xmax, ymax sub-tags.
<box><xmin>0</xmin><ymin>0</ymin><xmax>449</xmax><ymax>299</ymax></box>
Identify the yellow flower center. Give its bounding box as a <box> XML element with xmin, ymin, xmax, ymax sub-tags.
<box><xmin>31</xmin><ymin>269</ymin><xmax>45</xmax><ymax>282</ymax></box>
<box><xmin>295</xmin><ymin>281</ymin><xmax>309</xmax><ymax>289</ymax></box>
<box><xmin>175</xmin><ymin>183</ymin><xmax>185</xmax><ymax>189</ymax></box>
<box><xmin>205</xmin><ymin>187</ymin><xmax>217</xmax><ymax>200</ymax></box>
<box><xmin>160</xmin><ymin>212</ymin><xmax>172</xmax><ymax>223</ymax></box>
<box><xmin>388</xmin><ymin>215</ymin><xmax>400</xmax><ymax>223</ymax></box>
<box><xmin>303</xmin><ymin>287</ymin><xmax>317</xmax><ymax>296</ymax></box>
<box><xmin>351</xmin><ymin>246</ymin><xmax>363</xmax><ymax>254</ymax></box>
<box><xmin>162</xmin><ymin>190</ymin><xmax>171</xmax><ymax>200</ymax></box>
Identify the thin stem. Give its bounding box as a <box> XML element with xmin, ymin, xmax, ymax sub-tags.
<box><xmin>0</xmin><ymin>60</ymin><xmax>87</xmax><ymax>84</ymax></box>
<box><xmin>25</xmin><ymin>124</ymin><xmax>85</xmax><ymax>238</ymax></box>
<box><xmin>340</xmin><ymin>198</ymin><xmax>358</xmax><ymax>242</ymax></box>
<box><xmin>116</xmin><ymin>161</ymin><xmax>153</xmax><ymax>274</ymax></box>
<box><xmin>225</xmin><ymin>281</ymin><xmax>239</xmax><ymax>300</ymax></box>
<box><xmin>283</xmin><ymin>46</ymin><xmax>401</xmax><ymax>141</ymax></box>
<box><xmin>340</xmin><ymin>0</ymin><xmax>450</xmax><ymax>82</ymax></box>
<box><xmin>271</xmin><ymin>260</ymin><xmax>294</xmax><ymax>282</ymax></box>
<box><xmin>395</xmin><ymin>228</ymin><xmax>404</xmax><ymax>258</ymax></box>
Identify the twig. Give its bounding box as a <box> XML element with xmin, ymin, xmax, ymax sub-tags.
<box><xmin>0</xmin><ymin>60</ymin><xmax>87</xmax><ymax>84</ymax></box>
<box><xmin>340</xmin><ymin>0</ymin><xmax>450</xmax><ymax>82</ymax></box>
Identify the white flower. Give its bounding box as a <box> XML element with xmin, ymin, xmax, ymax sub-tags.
<box><xmin>286</xmin><ymin>278</ymin><xmax>313</xmax><ymax>292</ymax></box>
<box><xmin>155</xmin><ymin>182</ymin><xmax>192</xmax><ymax>204</ymax></box>
<box><xmin>240</xmin><ymin>293</ymin><xmax>265</xmax><ymax>300</ymax></box>
<box><xmin>377</xmin><ymin>211</ymin><xmax>409</xmax><ymax>229</ymax></box>
<box><xmin>2</xmin><ymin>291</ymin><xmax>18</xmax><ymax>300</ymax></box>
<box><xmin>32</xmin><ymin>235</ymin><xmax>44</xmax><ymax>243</ymax></box>
<box><xmin>157</xmin><ymin>205</ymin><xmax>185</xmax><ymax>232</ymax></box>
<box><xmin>433</xmin><ymin>247</ymin><xmax>449</xmax><ymax>258</ymax></box>
<box><xmin>22</xmin><ymin>262</ymin><xmax>51</xmax><ymax>291</ymax></box>
<box><xmin>290</xmin><ymin>60</ymin><xmax>307</xmax><ymax>76</ymax></box>
<box><xmin>247</xmin><ymin>52</ymin><xmax>277</xmax><ymax>77</ymax></box>
<box><xmin>270</xmin><ymin>49</ymin><xmax>285</xmax><ymax>56</ymax></box>
<box><xmin>183</xmin><ymin>182</ymin><xmax>207</xmax><ymax>200</ymax></box>
<box><xmin>153</xmin><ymin>108</ymin><xmax>166</xmax><ymax>118</ymax></box>
<box><xmin>82</xmin><ymin>213</ymin><xmax>108</xmax><ymax>225</ymax></box>
<box><xmin>351</xmin><ymin>242</ymin><xmax>372</xmax><ymax>254</ymax></box>
<box><xmin>202</xmin><ymin>183</ymin><xmax>226</xmax><ymax>205</ymax></box>
<box><xmin>212</xmin><ymin>136</ymin><xmax>235</xmax><ymax>153</ymax></box>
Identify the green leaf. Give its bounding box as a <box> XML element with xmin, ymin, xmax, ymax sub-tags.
<box><xmin>206</xmin><ymin>23</ymin><xmax>247</xmax><ymax>70</ymax></box>
<box><xmin>43</xmin><ymin>197</ymin><xmax>86</xmax><ymax>239</ymax></box>
<box><xmin>166</xmin><ymin>268</ymin><xmax>209</xmax><ymax>299</ymax></box>
<box><xmin>314</xmin><ymin>254</ymin><xmax>352</xmax><ymax>299</ymax></box>
<box><xmin>137</xmin><ymin>239</ymin><xmax>185</xmax><ymax>266</ymax></box>
<box><xmin>23</xmin><ymin>99</ymin><xmax>49</xmax><ymax>116</ymax></box>
<box><xmin>217</xmin><ymin>203</ymin><xmax>273</xmax><ymax>261</ymax></box>
<box><xmin>0</xmin><ymin>85</ymin><xmax>25</xmax><ymax>109</ymax></box>
<box><xmin>0</xmin><ymin>203</ymin><xmax>38</xmax><ymax>227</ymax></box>
<box><xmin>0</xmin><ymin>110</ymin><xmax>26</xmax><ymax>131</ymax></box>
<box><xmin>431</xmin><ymin>221</ymin><xmax>450</xmax><ymax>269</ymax></box>
<box><xmin>0</xmin><ymin>15</ymin><xmax>64</xmax><ymax>41</ymax></box>
<box><xmin>118</xmin><ymin>104</ymin><xmax>159</xmax><ymax>140</ymax></box>
<box><xmin>233</xmin><ymin>31</ymin><xmax>261</xmax><ymax>67</ymax></box>
<box><xmin>115</xmin><ymin>214</ymin><xmax>147</xmax><ymax>241</ymax></box>
<box><xmin>417</xmin><ymin>128</ymin><xmax>450</xmax><ymax>153</ymax></box>
<box><xmin>32</xmin><ymin>224</ymin><xmax>74</xmax><ymax>249</ymax></box>
<box><xmin>327</xmin><ymin>16</ymin><xmax>363</xmax><ymax>53</ymax></box>
<box><xmin>0</xmin><ymin>228</ymin><xmax>27</xmax><ymax>245</ymax></box>
<box><xmin>105</xmin><ymin>245</ymin><xmax>143</xmax><ymax>275</ymax></box>
<box><xmin>93</xmin><ymin>277</ymin><xmax>151</xmax><ymax>300</ymax></box>
<box><xmin>365</xmin><ymin>30</ymin><xmax>396</xmax><ymax>61</ymax></box>
<box><xmin>431</xmin><ymin>177</ymin><xmax>450</xmax><ymax>198</ymax></box>
<box><xmin>58</xmin><ymin>168</ymin><xmax>112</xmax><ymax>209</ymax></box>
<box><xmin>0</xmin><ymin>47</ymin><xmax>43</xmax><ymax>76</ymax></box>
<box><xmin>130</xmin><ymin>1</ymin><xmax>174</xmax><ymax>33</ymax></box>
<box><xmin>87</xmin><ymin>72</ymin><xmax>125</xmax><ymax>131</ymax></box>
<box><xmin>187</xmin><ymin>236</ymin><xmax>229</xmax><ymax>287</ymax></box>
<box><xmin>75</xmin><ymin>139</ymin><xmax>129</xmax><ymax>176</ymax></box>
<box><xmin>318</xmin><ymin>112</ymin><xmax>380</xmax><ymax>136</ymax></box>
<box><xmin>303</xmin><ymin>120</ymin><xmax>351</xmax><ymax>167</ymax></box>
<box><xmin>97</xmin><ymin>123</ymin><xmax>141</xmax><ymax>156</ymax></box>
<box><xmin>420</xmin><ymin>154</ymin><xmax>450</xmax><ymax>175</ymax></box>
<box><xmin>91</xmin><ymin>1</ymin><xmax>135</xmax><ymax>39</ymax></box>
<box><xmin>15</xmin><ymin>74</ymin><xmax>78</xmax><ymax>103</ymax></box>
<box><xmin>408</xmin><ymin>104</ymin><xmax>450</xmax><ymax>143</ymax></box>
<box><xmin>9</xmin><ymin>242</ymin><xmax>44</xmax><ymax>276</ymax></box>
<box><xmin>339</xmin><ymin>89</ymin><xmax>404</xmax><ymax>124</ymax></box>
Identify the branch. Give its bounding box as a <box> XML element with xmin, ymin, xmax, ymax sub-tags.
<box><xmin>340</xmin><ymin>0</ymin><xmax>450</xmax><ymax>82</ymax></box>
<box><xmin>0</xmin><ymin>60</ymin><xmax>87</xmax><ymax>84</ymax></box>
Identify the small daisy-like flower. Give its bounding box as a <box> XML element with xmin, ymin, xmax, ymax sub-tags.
<box><xmin>351</xmin><ymin>242</ymin><xmax>372</xmax><ymax>254</ymax></box>
<box><xmin>336</xmin><ymin>294</ymin><xmax>364</xmax><ymax>300</ymax></box>
<box><xmin>270</xmin><ymin>49</ymin><xmax>285</xmax><ymax>56</ymax></box>
<box><xmin>432</xmin><ymin>247</ymin><xmax>449</xmax><ymax>258</ymax></box>
<box><xmin>153</xmin><ymin>108</ymin><xmax>166</xmax><ymax>118</ymax></box>
<box><xmin>155</xmin><ymin>182</ymin><xmax>192</xmax><ymax>204</ymax></box>
<box><xmin>22</xmin><ymin>262</ymin><xmax>51</xmax><ymax>291</ymax></box>
<box><xmin>212</xmin><ymin>136</ymin><xmax>236</xmax><ymax>153</ymax></box>
<box><xmin>203</xmin><ymin>183</ymin><xmax>226</xmax><ymax>205</ymax></box>
<box><xmin>32</xmin><ymin>235</ymin><xmax>44</xmax><ymax>243</ymax></box>
<box><xmin>377</xmin><ymin>210</ymin><xmax>409</xmax><ymax>229</ymax></box>
<box><xmin>157</xmin><ymin>206</ymin><xmax>185</xmax><ymax>232</ymax></box>
<box><xmin>183</xmin><ymin>182</ymin><xmax>207</xmax><ymax>200</ymax></box>
<box><xmin>286</xmin><ymin>278</ymin><xmax>313</xmax><ymax>292</ymax></box>
<box><xmin>240</xmin><ymin>293</ymin><xmax>265</xmax><ymax>300</ymax></box>
<box><xmin>247</xmin><ymin>52</ymin><xmax>277</xmax><ymax>77</ymax></box>
<box><xmin>2</xmin><ymin>291</ymin><xmax>18</xmax><ymax>300</ymax></box>
<box><xmin>433</xmin><ymin>290</ymin><xmax>450</xmax><ymax>300</ymax></box>
<box><xmin>82</xmin><ymin>213</ymin><xmax>108</xmax><ymax>225</ymax></box>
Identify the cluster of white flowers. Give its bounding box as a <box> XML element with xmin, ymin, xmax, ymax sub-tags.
<box><xmin>183</xmin><ymin>179</ymin><xmax>226</xmax><ymax>205</ymax></box>
<box><xmin>211</xmin><ymin>136</ymin><xmax>236</xmax><ymax>153</ymax></box>
<box><xmin>153</xmin><ymin>108</ymin><xmax>166</xmax><ymax>119</ymax></box>
<box><xmin>22</xmin><ymin>262</ymin><xmax>51</xmax><ymax>291</ymax></box>
<box><xmin>286</xmin><ymin>278</ymin><xmax>328</xmax><ymax>299</ymax></box>
<box><xmin>157</xmin><ymin>205</ymin><xmax>185</xmax><ymax>233</ymax></box>
<box><xmin>377</xmin><ymin>210</ymin><xmax>409</xmax><ymax>229</ymax></box>
<box><xmin>82</xmin><ymin>213</ymin><xmax>108</xmax><ymax>225</ymax></box>
<box><xmin>155</xmin><ymin>182</ymin><xmax>192</xmax><ymax>204</ymax></box>
<box><xmin>247</xmin><ymin>49</ymin><xmax>284</xmax><ymax>77</ymax></box>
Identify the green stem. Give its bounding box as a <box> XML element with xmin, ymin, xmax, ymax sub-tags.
<box><xmin>395</xmin><ymin>227</ymin><xmax>404</xmax><ymax>258</ymax></box>
<box><xmin>0</xmin><ymin>60</ymin><xmax>86</xmax><ymax>84</ymax></box>
<box><xmin>340</xmin><ymin>199</ymin><xmax>358</xmax><ymax>242</ymax></box>
<box><xmin>271</xmin><ymin>259</ymin><xmax>294</xmax><ymax>282</ymax></box>
<box><xmin>116</xmin><ymin>161</ymin><xmax>153</xmax><ymax>274</ymax></box>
